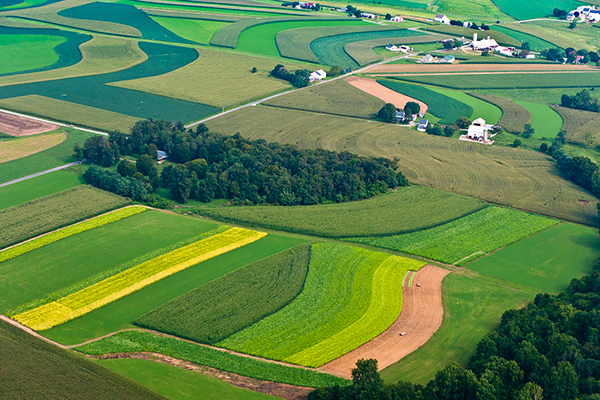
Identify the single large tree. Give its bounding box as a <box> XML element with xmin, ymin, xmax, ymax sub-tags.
<box><xmin>378</xmin><ymin>103</ymin><xmax>397</xmax><ymax>123</ymax></box>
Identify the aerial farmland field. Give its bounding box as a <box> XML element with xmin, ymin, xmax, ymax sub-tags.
<box><xmin>4</xmin><ymin>0</ymin><xmax>600</xmax><ymax>398</ymax></box>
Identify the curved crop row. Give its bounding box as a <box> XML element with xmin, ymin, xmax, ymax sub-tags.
<box><xmin>350</xmin><ymin>207</ymin><xmax>558</xmax><ymax>265</ymax></box>
<box><xmin>286</xmin><ymin>256</ymin><xmax>425</xmax><ymax>367</ymax></box>
<box><xmin>468</xmin><ymin>92</ymin><xmax>531</xmax><ymax>133</ymax></box>
<box><xmin>13</xmin><ymin>227</ymin><xmax>266</xmax><ymax>330</ymax></box>
<box><xmin>217</xmin><ymin>243</ymin><xmax>423</xmax><ymax>366</ymax></box>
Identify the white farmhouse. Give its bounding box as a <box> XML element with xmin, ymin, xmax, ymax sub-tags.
<box><xmin>471</xmin><ymin>33</ymin><xmax>498</xmax><ymax>51</ymax></box>
<box><xmin>309</xmin><ymin>69</ymin><xmax>326</xmax><ymax>82</ymax></box>
<box><xmin>386</xmin><ymin>43</ymin><xmax>400</xmax><ymax>51</ymax></box>
<box><xmin>421</xmin><ymin>54</ymin><xmax>434</xmax><ymax>63</ymax></box>
<box><xmin>390</xmin><ymin>16</ymin><xmax>403</xmax><ymax>22</ymax></box>
<box><xmin>434</xmin><ymin>14</ymin><xmax>450</xmax><ymax>24</ymax></box>
<box><xmin>362</xmin><ymin>12</ymin><xmax>376</xmax><ymax>18</ymax></box>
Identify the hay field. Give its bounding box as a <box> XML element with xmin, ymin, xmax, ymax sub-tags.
<box><xmin>0</xmin><ymin>131</ymin><xmax>64</xmax><ymax>163</ymax></box>
<box><xmin>0</xmin><ymin>36</ymin><xmax>147</xmax><ymax>88</ymax></box>
<box><xmin>110</xmin><ymin>47</ymin><xmax>314</xmax><ymax>108</ymax></box>
<box><xmin>0</xmin><ymin>95</ymin><xmax>142</xmax><ymax>133</ymax></box>
<box><xmin>469</xmin><ymin>93</ymin><xmax>532</xmax><ymax>133</ymax></box>
<box><xmin>551</xmin><ymin>105</ymin><xmax>600</xmax><ymax>146</ymax></box>
<box><xmin>150</xmin><ymin>16</ymin><xmax>228</xmax><ymax>44</ymax></box>
<box><xmin>264</xmin><ymin>79</ymin><xmax>384</xmax><ymax>118</ymax></box>
<box><xmin>205</xmin><ymin>106</ymin><xmax>598</xmax><ymax>225</ymax></box>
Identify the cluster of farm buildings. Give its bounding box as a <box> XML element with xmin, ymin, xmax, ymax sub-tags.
<box><xmin>567</xmin><ymin>5</ymin><xmax>600</xmax><ymax>22</ymax></box>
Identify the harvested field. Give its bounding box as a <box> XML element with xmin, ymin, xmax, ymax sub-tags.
<box><xmin>319</xmin><ymin>265</ymin><xmax>450</xmax><ymax>379</ymax></box>
<box><xmin>0</xmin><ymin>110</ymin><xmax>58</xmax><ymax>136</ymax></box>
<box><xmin>365</xmin><ymin>63</ymin><xmax>596</xmax><ymax>74</ymax></box>
<box><xmin>551</xmin><ymin>105</ymin><xmax>600</xmax><ymax>146</ymax></box>
<box><xmin>469</xmin><ymin>93</ymin><xmax>531</xmax><ymax>133</ymax></box>
<box><xmin>0</xmin><ymin>131</ymin><xmax>64</xmax><ymax>163</ymax></box>
<box><xmin>345</xmin><ymin>77</ymin><xmax>428</xmax><ymax>113</ymax></box>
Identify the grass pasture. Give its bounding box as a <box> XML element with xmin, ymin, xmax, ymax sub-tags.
<box><xmin>0</xmin><ymin>210</ymin><xmax>219</xmax><ymax>314</ymax></box>
<box><xmin>551</xmin><ymin>105</ymin><xmax>600</xmax><ymax>146</ymax></box>
<box><xmin>467</xmin><ymin>223</ymin><xmax>600</xmax><ymax>293</ymax></box>
<box><xmin>77</xmin><ymin>330</ymin><xmax>347</xmax><ymax>387</ymax></box>
<box><xmin>0</xmin><ymin>320</ymin><xmax>164</xmax><ymax>400</ymax></box>
<box><xmin>428</xmin><ymin>87</ymin><xmax>502</xmax><ymax>124</ymax></box>
<box><xmin>264</xmin><ymin>79</ymin><xmax>385</xmax><ymax>118</ymax></box>
<box><xmin>0</xmin><ymin>95</ymin><xmax>143</xmax><ymax>133</ymax></box>
<box><xmin>218</xmin><ymin>243</ymin><xmax>424</xmax><ymax>367</ymax></box>
<box><xmin>349</xmin><ymin>206</ymin><xmax>558</xmax><ymax>265</ymax></box>
<box><xmin>193</xmin><ymin>186</ymin><xmax>487</xmax><ymax>237</ymax></box>
<box><xmin>0</xmin><ymin>36</ymin><xmax>148</xmax><ymax>89</ymax></box>
<box><xmin>469</xmin><ymin>93</ymin><xmax>532</xmax><ymax>133</ymax></box>
<box><xmin>41</xmin><ymin>233</ymin><xmax>305</xmax><ymax>345</ymax></box>
<box><xmin>381</xmin><ymin>273</ymin><xmax>535</xmax><ymax>384</ymax></box>
<box><xmin>0</xmin><ymin>170</ymin><xmax>83</xmax><ymax>210</ymax></box>
<box><xmin>490</xmin><ymin>0</ymin><xmax>585</xmax><ymax>21</ymax></box>
<box><xmin>0</xmin><ymin>185</ymin><xmax>129</xmax><ymax>251</ymax></box>
<box><xmin>150</xmin><ymin>16</ymin><xmax>228</xmax><ymax>44</ymax></box>
<box><xmin>110</xmin><ymin>47</ymin><xmax>313</xmax><ymax>109</ymax></box>
<box><xmin>0</xmin><ymin>33</ymin><xmax>65</xmax><ymax>75</ymax></box>
<box><xmin>276</xmin><ymin>24</ymin><xmax>396</xmax><ymax>63</ymax></box>
<box><xmin>0</xmin><ymin>131</ymin><xmax>65</xmax><ymax>163</ymax></box>
<box><xmin>394</xmin><ymin>72</ymin><xmax>600</xmax><ymax>90</ymax></box>
<box><xmin>94</xmin><ymin>359</ymin><xmax>277</xmax><ymax>400</ymax></box>
<box><xmin>311</xmin><ymin>29</ymin><xmax>429</xmax><ymax>68</ymax></box>
<box><xmin>377</xmin><ymin>80</ymin><xmax>472</xmax><ymax>123</ymax></box>
<box><xmin>514</xmin><ymin>100</ymin><xmax>563</xmax><ymax>138</ymax></box>
<box><xmin>502</xmin><ymin>20</ymin><xmax>593</xmax><ymax>50</ymax></box>
<box><xmin>135</xmin><ymin>244</ymin><xmax>309</xmax><ymax>344</ymax></box>
<box><xmin>204</xmin><ymin>106</ymin><xmax>599</xmax><ymax>226</ymax></box>
<box><xmin>491</xmin><ymin>24</ymin><xmax>557</xmax><ymax>51</ymax></box>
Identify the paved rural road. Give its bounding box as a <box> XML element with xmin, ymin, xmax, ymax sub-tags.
<box><xmin>0</xmin><ymin>160</ymin><xmax>84</xmax><ymax>188</ymax></box>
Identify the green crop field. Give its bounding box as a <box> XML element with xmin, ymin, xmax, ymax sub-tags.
<box><xmin>0</xmin><ymin>36</ymin><xmax>147</xmax><ymax>89</ymax></box>
<box><xmin>264</xmin><ymin>79</ymin><xmax>385</xmax><ymax>118</ymax></box>
<box><xmin>380</xmin><ymin>273</ymin><xmax>535</xmax><ymax>384</ymax></box>
<box><xmin>428</xmin><ymin>87</ymin><xmax>502</xmax><ymax>124</ymax></box>
<box><xmin>468</xmin><ymin>93</ymin><xmax>532</xmax><ymax>133</ymax></box>
<box><xmin>551</xmin><ymin>105</ymin><xmax>600</xmax><ymax>146</ymax></box>
<box><xmin>41</xmin><ymin>233</ymin><xmax>305</xmax><ymax>345</ymax></box>
<box><xmin>120</xmin><ymin>0</ymin><xmax>284</xmax><ymax>18</ymax></box>
<box><xmin>134</xmin><ymin>244</ymin><xmax>310</xmax><ymax>344</ymax></box>
<box><xmin>142</xmin><ymin>8</ymin><xmax>248</xmax><ymax>22</ymax></box>
<box><xmin>422</xmin><ymin>24</ymin><xmax>520</xmax><ymax>46</ymax></box>
<box><xmin>350</xmin><ymin>206</ymin><xmax>558</xmax><ymax>265</ymax></box>
<box><xmin>0</xmin><ymin>34</ymin><xmax>65</xmax><ymax>75</ymax></box>
<box><xmin>77</xmin><ymin>330</ymin><xmax>348</xmax><ymax>387</ymax></box>
<box><xmin>0</xmin><ymin>210</ymin><xmax>219</xmax><ymax>314</ymax></box>
<box><xmin>276</xmin><ymin>24</ymin><xmax>396</xmax><ymax>63</ymax></box>
<box><xmin>0</xmin><ymin>185</ymin><xmax>129</xmax><ymax>251</ymax></box>
<box><xmin>193</xmin><ymin>186</ymin><xmax>487</xmax><ymax>237</ymax></box>
<box><xmin>218</xmin><ymin>243</ymin><xmax>424</xmax><ymax>367</ymax></box>
<box><xmin>110</xmin><ymin>47</ymin><xmax>314</xmax><ymax>109</ymax></box>
<box><xmin>0</xmin><ymin>129</ymin><xmax>92</xmax><ymax>184</ymax></box>
<box><xmin>377</xmin><ymin>80</ymin><xmax>473</xmax><ymax>123</ymax></box>
<box><xmin>489</xmin><ymin>0</ymin><xmax>584</xmax><ymax>20</ymax></box>
<box><xmin>237</xmin><ymin>20</ymin><xmax>369</xmax><ymax>58</ymax></box>
<box><xmin>501</xmin><ymin>20</ymin><xmax>594</xmax><ymax>50</ymax></box>
<box><xmin>491</xmin><ymin>25</ymin><xmax>557</xmax><ymax>51</ymax></box>
<box><xmin>94</xmin><ymin>359</ymin><xmax>277</xmax><ymax>400</ymax></box>
<box><xmin>467</xmin><ymin>223</ymin><xmax>600</xmax><ymax>293</ymax></box>
<box><xmin>205</xmin><ymin>106</ymin><xmax>599</xmax><ymax>226</ymax></box>
<box><xmin>0</xmin><ymin>95</ymin><xmax>143</xmax><ymax>133</ymax></box>
<box><xmin>311</xmin><ymin>29</ymin><xmax>428</xmax><ymax>68</ymax></box>
<box><xmin>0</xmin><ymin>171</ymin><xmax>84</xmax><ymax>210</ymax></box>
<box><xmin>514</xmin><ymin>100</ymin><xmax>562</xmax><ymax>138</ymax></box>
<box><xmin>344</xmin><ymin>34</ymin><xmax>450</xmax><ymax>66</ymax></box>
<box><xmin>394</xmin><ymin>72</ymin><xmax>600</xmax><ymax>90</ymax></box>
<box><xmin>429</xmin><ymin>0</ymin><xmax>507</xmax><ymax>21</ymax></box>
<box><xmin>150</xmin><ymin>16</ymin><xmax>228</xmax><ymax>44</ymax></box>
<box><xmin>0</xmin><ymin>320</ymin><xmax>164</xmax><ymax>399</ymax></box>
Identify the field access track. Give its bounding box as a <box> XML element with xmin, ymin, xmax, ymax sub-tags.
<box><xmin>319</xmin><ymin>265</ymin><xmax>449</xmax><ymax>379</ymax></box>
<box><xmin>345</xmin><ymin>77</ymin><xmax>428</xmax><ymax>113</ymax></box>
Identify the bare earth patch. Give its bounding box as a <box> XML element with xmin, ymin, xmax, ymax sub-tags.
<box><xmin>366</xmin><ymin>63</ymin><xmax>599</xmax><ymax>74</ymax></box>
<box><xmin>89</xmin><ymin>352</ymin><xmax>313</xmax><ymax>400</ymax></box>
<box><xmin>0</xmin><ymin>111</ymin><xmax>59</xmax><ymax>137</ymax></box>
<box><xmin>318</xmin><ymin>265</ymin><xmax>450</xmax><ymax>379</ymax></box>
<box><xmin>345</xmin><ymin>77</ymin><xmax>428</xmax><ymax>113</ymax></box>
<box><xmin>0</xmin><ymin>131</ymin><xmax>65</xmax><ymax>163</ymax></box>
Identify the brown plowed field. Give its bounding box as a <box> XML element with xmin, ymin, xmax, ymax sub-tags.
<box><xmin>0</xmin><ymin>111</ymin><xmax>59</xmax><ymax>136</ymax></box>
<box><xmin>318</xmin><ymin>265</ymin><xmax>450</xmax><ymax>379</ymax></box>
<box><xmin>366</xmin><ymin>63</ymin><xmax>598</xmax><ymax>74</ymax></box>
<box><xmin>345</xmin><ymin>77</ymin><xmax>428</xmax><ymax>113</ymax></box>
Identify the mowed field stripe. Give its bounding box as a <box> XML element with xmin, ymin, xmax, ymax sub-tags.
<box><xmin>13</xmin><ymin>227</ymin><xmax>266</xmax><ymax>331</ymax></box>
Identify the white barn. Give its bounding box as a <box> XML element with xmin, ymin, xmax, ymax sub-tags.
<box><xmin>471</xmin><ymin>33</ymin><xmax>498</xmax><ymax>51</ymax></box>
<box><xmin>435</xmin><ymin>14</ymin><xmax>450</xmax><ymax>24</ymax></box>
<box><xmin>390</xmin><ymin>16</ymin><xmax>403</xmax><ymax>22</ymax></box>
<box><xmin>309</xmin><ymin>69</ymin><xmax>326</xmax><ymax>82</ymax></box>
<box><xmin>466</xmin><ymin>118</ymin><xmax>489</xmax><ymax>141</ymax></box>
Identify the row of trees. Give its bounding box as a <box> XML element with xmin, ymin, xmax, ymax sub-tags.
<box><xmin>542</xmin><ymin>48</ymin><xmax>600</xmax><ymax>64</ymax></box>
<box><xmin>309</xmin><ymin>258</ymin><xmax>600</xmax><ymax>400</ymax></box>
<box><xmin>561</xmin><ymin>89</ymin><xmax>600</xmax><ymax>113</ymax></box>
<box><xmin>81</xmin><ymin>119</ymin><xmax>408</xmax><ymax>205</ymax></box>
<box><xmin>448</xmin><ymin>19</ymin><xmax>490</xmax><ymax>30</ymax></box>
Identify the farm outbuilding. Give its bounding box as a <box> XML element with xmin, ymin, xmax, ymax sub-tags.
<box><xmin>471</xmin><ymin>33</ymin><xmax>498</xmax><ymax>51</ymax></box>
<box><xmin>417</xmin><ymin>119</ymin><xmax>428</xmax><ymax>131</ymax></box>
<box><xmin>421</xmin><ymin>54</ymin><xmax>434</xmax><ymax>63</ymax></box>
<box><xmin>309</xmin><ymin>69</ymin><xmax>327</xmax><ymax>82</ymax></box>
<box><xmin>441</xmin><ymin>55</ymin><xmax>455</xmax><ymax>63</ymax></box>
<box><xmin>390</xmin><ymin>16</ymin><xmax>403</xmax><ymax>22</ymax></box>
<box><xmin>435</xmin><ymin>14</ymin><xmax>450</xmax><ymax>24</ymax></box>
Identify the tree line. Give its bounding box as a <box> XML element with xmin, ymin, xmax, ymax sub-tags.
<box><xmin>561</xmin><ymin>89</ymin><xmax>600</xmax><ymax>113</ymax></box>
<box><xmin>78</xmin><ymin>119</ymin><xmax>408</xmax><ymax>205</ymax></box>
<box><xmin>309</xmin><ymin>258</ymin><xmax>600</xmax><ymax>400</ymax></box>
